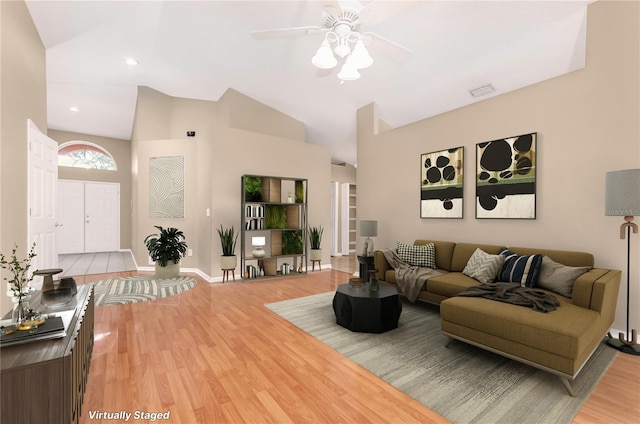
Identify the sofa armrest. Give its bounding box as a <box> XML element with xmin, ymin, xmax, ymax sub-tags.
<box><xmin>572</xmin><ymin>268</ymin><xmax>621</xmax><ymax>319</ymax></box>
<box><xmin>373</xmin><ymin>250</ymin><xmax>391</xmax><ymax>281</ymax></box>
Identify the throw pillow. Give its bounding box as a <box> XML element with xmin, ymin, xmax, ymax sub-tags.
<box><xmin>536</xmin><ymin>256</ymin><xmax>590</xmax><ymax>298</ymax></box>
<box><xmin>396</xmin><ymin>241</ymin><xmax>436</xmax><ymax>268</ymax></box>
<box><xmin>462</xmin><ymin>248</ymin><xmax>505</xmax><ymax>284</ymax></box>
<box><xmin>497</xmin><ymin>248</ymin><xmax>543</xmax><ymax>288</ymax></box>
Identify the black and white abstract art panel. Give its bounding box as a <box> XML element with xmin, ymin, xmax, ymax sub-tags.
<box><xmin>475</xmin><ymin>133</ymin><xmax>536</xmax><ymax>219</ymax></box>
<box><xmin>420</xmin><ymin>147</ymin><xmax>464</xmax><ymax>218</ymax></box>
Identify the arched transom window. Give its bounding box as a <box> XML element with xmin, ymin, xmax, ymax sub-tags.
<box><xmin>58</xmin><ymin>141</ymin><xmax>117</xmax><ymax>170</ymax></box>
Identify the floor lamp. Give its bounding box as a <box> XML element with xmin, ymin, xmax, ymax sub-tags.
<box><xmin>605</xmin><ymin>168</ymin><xmax>640</xmax><ymax>355</ymax></box>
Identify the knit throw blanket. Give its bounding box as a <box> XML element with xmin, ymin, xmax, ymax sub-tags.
<box><xmin>456</xmin><ymin>282</ymin><xmax>560</xmax><ymax>312</ymax></box>
<box><xmin>382</xmin><ymin>249</ymin><xmax>442</xmax><ymax>302</ymax></box>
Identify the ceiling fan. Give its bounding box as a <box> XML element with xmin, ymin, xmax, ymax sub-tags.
<box><xmin>250</xmin><ymin>1</ymin><xmax>416</xmax><ymax>81</ymax></box>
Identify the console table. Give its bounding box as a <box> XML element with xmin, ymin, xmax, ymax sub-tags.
<box><xmin>1</xmin><ymin>284</ymin><xmax>94</xmax><ymax>424</ymax></box>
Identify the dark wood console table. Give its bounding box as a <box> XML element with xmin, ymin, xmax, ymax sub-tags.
<box><xmin>1</xmin><ymin>284</ymin><xmax>94</xmax><ymax>424</ymax></box>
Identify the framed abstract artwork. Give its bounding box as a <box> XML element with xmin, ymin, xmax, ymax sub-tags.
<box><xmin>149</xmin><ymin>156</ymin><xmax>185</xmax><ymax>218</ymax></box>
<box><xmin>420</xmin><ymin>147</ymin><xmax>464</xmax><ymax>218</ymax></box>
<box><xmin>475</xmin><ymin>133</ymin><xmax>537</xmax><ymax>219</ymax></box>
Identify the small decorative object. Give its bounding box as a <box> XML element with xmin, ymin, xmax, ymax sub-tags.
<box><xmin>145</xmin><ymin>226</ymin><xmax>188</xmax><ymax>278</ymax></box>
<box><xmin>369</xmin><ymin>269</ymin><xmax>379</xmax><ymax>293</ymax></box>
<box><xmin>287</xmin><ymin>192</ymin><xmax>294</xmax><ymax>203</ymax></box>
<box><xmin>0</xmin><ymin>243</ymin><xmax>37</xmax><ymax>324</ymax></box>
<box><xmin>421</xmin><ymin>147</ymin><xmax>464</xmax><ymax>218</ymax></box>
<box><xmin>605</xmin><ymin>168</ymin><xmax>640</xmax><ymax>355</ymax></box>
<box><xmin>359</xmin><ymin>220</ymin><xmax>378</xmax><ymax>256</ymax></box>
<box><xmin>349</xmin><ymin>277</ymin><xmax>365</xmax><ymax>288</ymax></box>
<box><xmin>476</xmin><ymin>133</ymin><xmax>537</xmax><ymax>219</ymax></box>
<box><xmin>281</xmin><ymin>263</ymin><xmax>291</xmax><ymax>275</ymax></box>
<box><xmin>252</xmin><ymin>236</ymin><xmax>266</xmax><ymax>258</ymax></box>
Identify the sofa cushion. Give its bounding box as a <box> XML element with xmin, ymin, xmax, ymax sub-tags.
<box><xmin>441</xmin><ymin>295</ymin><xmax>602</xmax><ymax>364</ymax></box>
<box><xmin>451</xmin><ymin>243</ymin><xmax>503</xmax><ymax>272</ymax></box>
<box><xmin>462</xmin><ymin>248</ymin><xmax>505</xmax><ymax>284</ymax></box>
<box><xmin>426</xmin><ymin>272</ymin><xmax>480</xmax><ymax>298</ymax></box>
<box><xmin>414</xmin><ymin>240</ymin><xmax>456</xmax><ymax>271</ymax></box>
<box><xmin>536</xmin><ymin>256</ymin><xmax>590</xmax><ymax>298</ymax></box>
<box><xmin>397</xmin><ymin>241</ymin><xmax>436</xmax><ymax>268</ymax></box>
<box><xmin>497</xmin><ymin>248</ymin><xmax>543</xmax><ymax>288</ymax></box>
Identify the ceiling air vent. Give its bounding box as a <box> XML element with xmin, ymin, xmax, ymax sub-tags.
<box><xmin>469</xmin><ymin>84</ymin><xmax>495</xmax><ymax>98</ymax></box>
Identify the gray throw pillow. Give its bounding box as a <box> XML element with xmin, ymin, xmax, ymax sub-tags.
<box><xmin>536</xmin><ymin>256</ymin><xmax>590</xmax><ymax>298</ymax></box>
<box><xmin>462</xmin><ymin>248</ymin><xmax>505</xmax><ymax>284</ymax></box>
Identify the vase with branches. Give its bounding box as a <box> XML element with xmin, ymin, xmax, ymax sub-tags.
<box><xmin>0</xmin><ymin>243</ymin><xmax>37</xmax><ymax>323</ymax></box>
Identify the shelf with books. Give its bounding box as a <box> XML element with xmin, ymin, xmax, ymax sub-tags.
<box><xmin>241</xmin><ymin>175</ymin><xmax>308</xmax><ymax>281</ymax></box>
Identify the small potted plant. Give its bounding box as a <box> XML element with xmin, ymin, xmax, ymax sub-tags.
<box><xmin>308</xmin><ymin>226</ymin><xmax>323</xmax><ymax>262</ymax></box>
<box><xmin>144</xmin><ymin>226</ymin><xmax>188</xmax><ymax>279</ymax></box>
<box><xmin>217</xmin><ymin>225</ymin><xmax>238</xmax><ymax>272</ymax></box>
<box><xmin>0</xmin><ymin>242</ymin><xmax>37</xmax><ymax>323</ymax></box>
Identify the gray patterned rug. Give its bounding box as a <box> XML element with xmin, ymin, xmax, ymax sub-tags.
<box><xmin>266</xmin><ymin>291</ymin><xmax>617</xmax><ymax>424</ymax></box>
<box><xmin>93</xmin><ymin>276</ymin><xmax>197</xmax><ymax>306</ymax></box>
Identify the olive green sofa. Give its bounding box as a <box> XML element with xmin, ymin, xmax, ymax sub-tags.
<box><xmin>373</xmin><ymin>240</ymin><xmax>621</xmax><ymax>396</ymax></box>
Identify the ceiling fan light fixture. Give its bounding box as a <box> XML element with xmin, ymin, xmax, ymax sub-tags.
<box><xmin>334</xmin><ymin>38</ymin><xmax>351</xmax><ymax>58</ymax></box>
<box><xmin>337</xmin><ymin>61</ymin><xmax>360</xmax><ymax>81</ymax></box>
<box><xmin>349</xmin><ymin>40</ymin><xmax>373</xmax><ymax>69</ymax></box>
<box><xmin>312</xmin><ymin>40</ymin><xmax>337</xmax><ymax>69</ymax></box>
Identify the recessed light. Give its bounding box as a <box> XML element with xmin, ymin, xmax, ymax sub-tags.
<box><xmin>125</xmin><ymin>58</ymin><xmax>138</xmax><ymax>66</ymax></box>
<box><xmin>69</xmin><ymin>106</ymin><xmax>80</xmax><ymax>112</ymax></box>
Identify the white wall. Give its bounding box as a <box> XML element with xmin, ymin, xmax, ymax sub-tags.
<box><xmin>356</xmin><ymin>0</ymin><xmax>640</xmax><ymax>333</ymax></box>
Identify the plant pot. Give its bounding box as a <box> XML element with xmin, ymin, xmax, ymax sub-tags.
<box><xmin>309</xmin><ymin>249</ymin><xmax>322</xmax><ymax>261</ymax></box>
<box><xmin>155</xmin><ymin>262</ymin><xmax>180</xmax><ymax>279</ymax></box>
<box><xmin>220</xmin><ymin>255</ymin><xmax>237</xmax><ymax>270</ymax></box>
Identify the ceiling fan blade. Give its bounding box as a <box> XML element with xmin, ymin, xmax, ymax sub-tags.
<box><xmin>251</xmin><ymin>26</ymin><xmax>326</xmax><ymax>40</ymax></box>
<box><xmin>359</xmin><ymin>0</ymin><xmax>424</xmax><ymax>26</ymax></box>
<box><xmin>362</xmin><ymin>32</ymin><xmax>413</xmax><ymax>64</ymax></box>
<box><xmin>315</xmin><ymin>0</ymin><xmax>342</xmax><ymax>16</ymax></box>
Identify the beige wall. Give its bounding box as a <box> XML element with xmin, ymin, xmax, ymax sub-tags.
<box><xmin>0</xmin><ymin>0</ymin><xmax>47</xmax><ymax>316</ymax></box>
<box><xmin>48</xmin><ymin>130</ymin><xmax>133</xmax><ymax>250</ymax></box>
<box><xmin>131</xmin><ymin>87</ymin><xmax>331</xmax><ymax>279</ymax></box>
<box><xmin>357</xmin><ymin>0</ymin><xmax>640</xmax><ymax>333</ymax></box>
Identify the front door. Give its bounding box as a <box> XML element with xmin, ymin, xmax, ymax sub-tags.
<box><xmin>84</xmin><ymin>182</ymin><xmax>119</xmax><ymax>252</ymax></box>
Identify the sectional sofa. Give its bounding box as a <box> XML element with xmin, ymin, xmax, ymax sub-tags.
<box><xmin>373</xmin><ymin>239</ymin><xmax>621</xmax><ymax>395</ymax></box>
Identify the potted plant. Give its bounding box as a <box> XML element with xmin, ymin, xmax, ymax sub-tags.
<box><xmin>308</xmin><ymin>226</ymin><xmax>323</xmax><ymax>262</ymax></box>
<box><xmin>217</xmin><ymin>225</ymin><xmax>238</xmax><ymax>272</ymax></box>
<box><xmin>144</xmin><ymin>226</ymin><xmax>188</xmax><ymax>279</ymax></box>
<box><xmin>0</xmin><ymin>242</ymin><xmax>37</xmax><ymax>323</ymax></box>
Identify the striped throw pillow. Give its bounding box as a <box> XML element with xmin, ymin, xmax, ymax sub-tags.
<box><xmin>498</xmin><ymin>248</ymin><xmax>543</xmax><ymax>287</ymax></box>
<box><xmin>396</xmin><ymin>241</ymin><xmax>436</xmax><ymax>268</ymax></box>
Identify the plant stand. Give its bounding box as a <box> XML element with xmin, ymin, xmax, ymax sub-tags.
<box><xmin>222</xmin><ymin>269</ymin><xmax>235</xmax><ymax>283</ymax></box>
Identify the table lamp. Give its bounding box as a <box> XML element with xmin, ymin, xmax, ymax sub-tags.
<box><xmin>605</xmin><ymin>168</ymin><xmax>640</xmax><ymax>355</ymax></box>
<box><xmin>252</xmin><ymin>236</ymin><xmax>266</xmax><ymax>258</ymax></box>
<box><xmin>360</xmin><ymin>220</ymin><xmax>378</xmax><ymax>256</ymax></box>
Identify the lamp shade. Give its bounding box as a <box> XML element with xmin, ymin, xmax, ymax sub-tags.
<box><xmin>359</xmin><ymin>220</ymin><xmax>378</xmax><ymax>237</ymax></box>
<box><xmin>605</xmin><ymin>169</ymin><xmax>640</xmax><ymax>216</ymax></box>
<box><xmin>252</xmin><ymin>236</ymin><xmax>266</xmax><ymax>246</ymax></box>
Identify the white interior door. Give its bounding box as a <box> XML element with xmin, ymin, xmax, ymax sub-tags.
<box><xmin>340</xmin><ymin>183</ymin><xmax>350</xmax><ymax>255</ymax></box>
<box><xmin>84</xmin><ymin>182</ymin><xmax>119</xmax><ymax>253</ymax></box>
<box><xmin>56</xmin><ymin>180</ymin><xmax>85</xmax><ymax>254</ymax></box>
<box><xmin>28</xmin><ymin>119</ymin><xmax>58</xmax><ymax>273</ymax></box>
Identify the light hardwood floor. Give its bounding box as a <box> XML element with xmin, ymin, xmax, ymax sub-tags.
<box><xmin>74</xmin><ymin>269</ymin><xmax>640</xmax><ymax>424</ymax></box>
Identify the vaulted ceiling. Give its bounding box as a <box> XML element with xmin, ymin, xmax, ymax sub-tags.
<box><xmin>26</xmin><ymin>0</ymin><xmax>591</xmax><ymax>165</ymax></box>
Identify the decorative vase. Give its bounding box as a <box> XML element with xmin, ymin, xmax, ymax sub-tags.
<box><xmin>220</xmin><ymin>255</ymin><xmax>237</xmax><ymax>270</ymax></box>
<box><xmin>155</xmin><ymin>261</ymin><xmax>180</xmax><ymax>279</ymax></box>
<box><xmin>309</xmin><ymin>249</ymin><xmax>322</xmax><ymax>261</ymax></box>
<box><xmin>12</xmin><ymin>297</ymin><xmax>27</xmax><ymax>324</ymax></box>
<box><xmin>369</xmin><ymin>269</ymin><xmax>379</xmax><ymax>293</ymax></box>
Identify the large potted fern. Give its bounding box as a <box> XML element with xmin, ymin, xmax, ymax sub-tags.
<box><xmin>144</xmin><ymin>226</ymin><xmax>188</xmax><ymax>279</ymax></box>
<box><xmin>217</xmin><ymin>225</ymin><xmax>238</xmax><ymax>272</ymax></box>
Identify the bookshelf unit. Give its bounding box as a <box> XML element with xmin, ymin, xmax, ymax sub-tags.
<box><xmin>241</xmin><ymin>175</ymin><xmax>307</xmax><ymax>280</ymax></box>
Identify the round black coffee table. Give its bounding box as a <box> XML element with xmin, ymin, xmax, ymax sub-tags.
<box><xmin>332</xmin><ymin>283</ymin><xmax>402</xmax><ymax>333</ymax></box>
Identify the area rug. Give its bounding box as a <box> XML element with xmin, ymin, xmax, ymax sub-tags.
<box><xmin>93</xmin><ymin>276</ymin><xmax>197</xmax><ymax>306</ymax></box>
<box><xmin>265</xmin><ymin>292</ymin><xmax>617</xmax><ymax>424</ymax></box>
